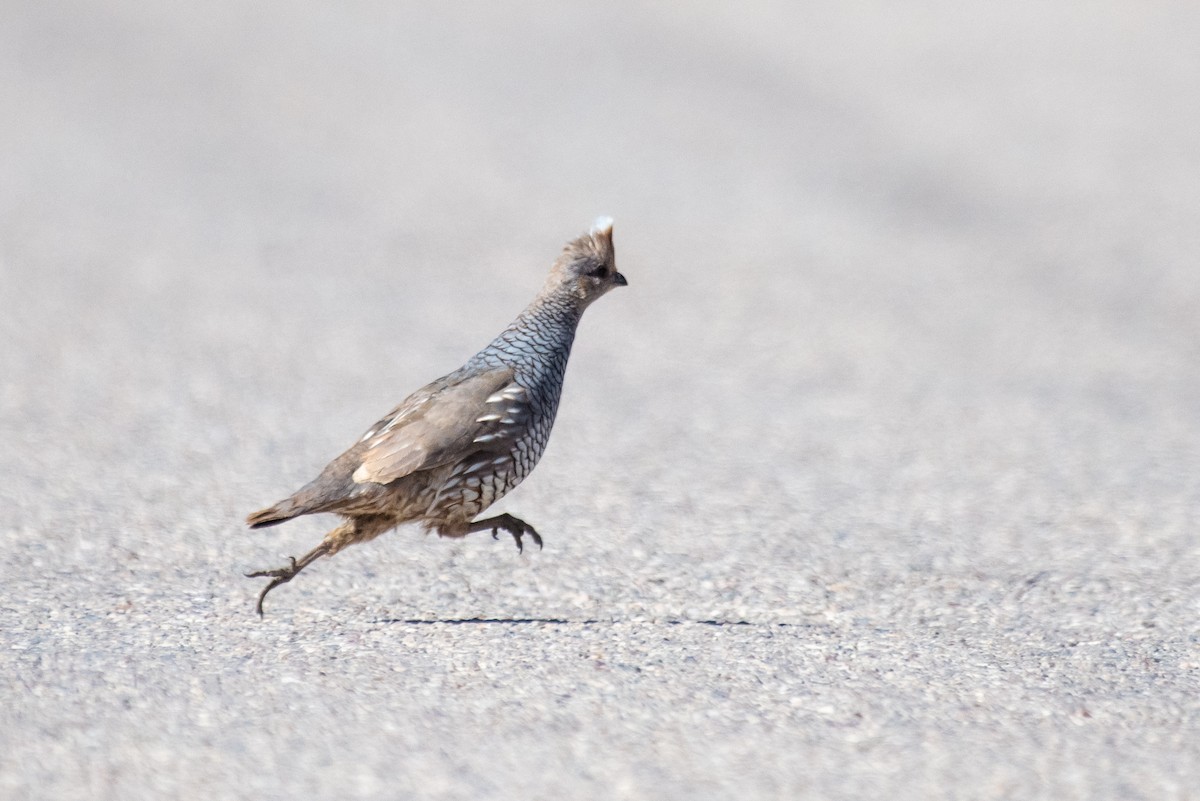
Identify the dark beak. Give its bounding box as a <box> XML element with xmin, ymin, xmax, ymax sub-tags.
<box><xmin>613</xmin><ymin>272</ymin><xmax>628</xmax><ymax>287</ymax></box>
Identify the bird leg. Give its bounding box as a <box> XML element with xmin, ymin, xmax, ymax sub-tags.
<box><xmin>468</xmin><ymin>513</ymin><xmax>543</xmax><ymax>553</ymax></box>
<box><xmin>245</xmin><ymin>541</ymin><xmax>332</xmax><ymax>617</ymax></box>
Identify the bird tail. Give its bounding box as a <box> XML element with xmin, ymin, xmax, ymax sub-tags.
<box><xmin>246</xmin><ymin>499</ymin><xmax>301</xmax><ymax>529</ymax></box>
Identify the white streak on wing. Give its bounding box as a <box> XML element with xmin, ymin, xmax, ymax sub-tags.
<box><xmin>473</xmin><ymin>433</ymin><xmax>499</xmax><ymax>443</ymax></box>
<box><xmin>476</xmin><ymin>413</ymin><xmax>503</xmax><ymax>422</ymax></box>
<box><xmin>487</xmin><ymin>386</ymin><xmax>526</xmax><ymax>404</ymax></box>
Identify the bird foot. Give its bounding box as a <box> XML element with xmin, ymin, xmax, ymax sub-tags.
<box><xmin>245</xmin><ymin>556</ymin><xmax>300</xmax><ymax>581</ymax></box>
<box><xmin>245</xmin><ymin>557</ymin><xmax>300</xmax><ymax>617</ymax></box>
<box><xmin>490</xmin><ymin>520</ymin><xmax>543</xmax><ymax>554</ymax></box>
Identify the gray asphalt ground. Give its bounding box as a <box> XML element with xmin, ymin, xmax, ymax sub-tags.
<box><xmin>2</xmin><ymin>2</ymin><xmax>1198</xmax><ymax>799</ymax></box>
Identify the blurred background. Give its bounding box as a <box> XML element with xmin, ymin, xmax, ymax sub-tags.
<box><xmin>1</xmin><ymin>2</ymin><xmax>1198</xmax><ymax>799</ymax></box>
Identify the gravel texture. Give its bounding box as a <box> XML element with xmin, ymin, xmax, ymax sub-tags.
<box><xmin>2</xmin><ymin>2</ymin><xmax>1198</xmax><ymax>799</ymax></box>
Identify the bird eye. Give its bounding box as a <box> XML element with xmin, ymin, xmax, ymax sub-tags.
<box><xmin>588</xmin><ymin>265</ymin><xmax>609</xmax><ymax>278</ymax></box>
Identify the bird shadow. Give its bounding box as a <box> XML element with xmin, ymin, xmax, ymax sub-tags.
<box><xmin>375</xmin><ymin>617</ymin><xmax>797</xmax><ymax>627</ymax></box>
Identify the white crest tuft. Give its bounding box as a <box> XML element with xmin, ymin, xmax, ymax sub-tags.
<box><xmin>591</xmin><ymin>216</ymin><xmax>614</xmax><ymax>236</ymax></box>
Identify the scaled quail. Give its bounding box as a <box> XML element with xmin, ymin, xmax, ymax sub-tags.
<box><xmin>245</xmin><ymin>218</ymin><xmax>627</xmax><ymax>615</ymax></box>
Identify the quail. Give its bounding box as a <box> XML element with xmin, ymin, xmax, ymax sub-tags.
<box><xmin>245</xmin><ymin>218</ymin><xmax>627</xmax><ymax>615</ymax></box>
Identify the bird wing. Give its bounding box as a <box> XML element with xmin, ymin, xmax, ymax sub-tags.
<box><xmin>351</xmin><ymin>365</ymin><xmax>528</xmax><ymax>485</ymax></box>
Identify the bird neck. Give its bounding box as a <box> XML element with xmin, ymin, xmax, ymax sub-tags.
<box><xmin>519</xmin><ymin>287</ymin><xmax>586</xmax><ymax>333</ymax></box>
<box><xmin>480</xmin><ymin>288</ymin><xmax>583</xmax><ymax>369</ymax></box>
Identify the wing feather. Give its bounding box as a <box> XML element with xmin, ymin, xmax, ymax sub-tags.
<box><xmin>351</xmin><ymin>366</ymin><xmax>526</xmax><ymax>485</ymax></box>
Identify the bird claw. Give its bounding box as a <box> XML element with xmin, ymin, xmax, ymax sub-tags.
<box><xmin>525</xmin><ymin>527</ymin><xmax>544</xmax><ymax>551</ymax></box>
<box><xmin>245</xmin><ymin>556</ymin><xmax>300</xmax><ymax>617</ymax></box>
<box><xmin>492</xmin><ymin>523</ymin><xmax>542</xmax><ymax>554</ymax></box>
<box><xmin>245</xmin><ymin>556</ymin><xmax>299</xmax><ymax>580</ymax></box>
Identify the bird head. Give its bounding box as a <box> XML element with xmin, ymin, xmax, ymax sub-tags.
<box><xmin>549</xmin><ymin>216</ymin><xmax>628</xmax><ymax>306</ymax></box>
